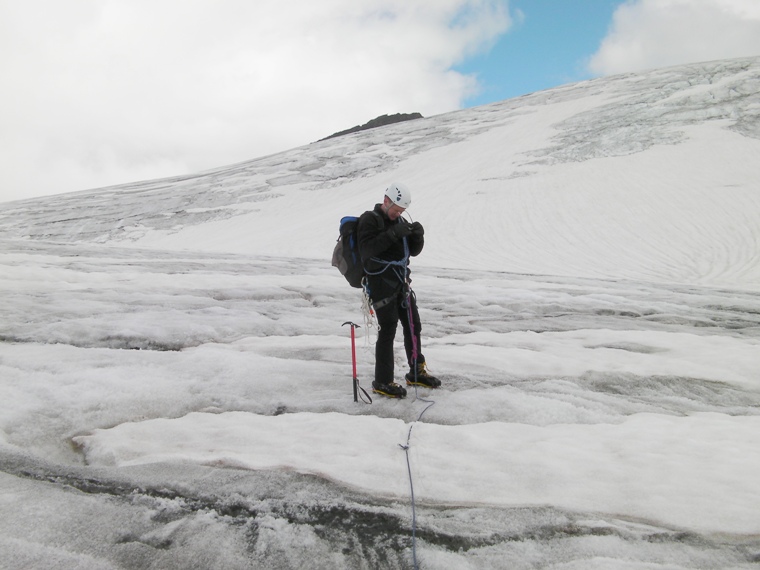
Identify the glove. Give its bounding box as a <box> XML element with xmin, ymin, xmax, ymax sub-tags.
<box><xmin>389</xmin><ymin>222</ymin><xmax>412</xmax><ymax>240</ymax></box>
<box><xmin>410</xmin><ymin>222</ymin><xmax>424</xmax><ymax>237</ymax></box>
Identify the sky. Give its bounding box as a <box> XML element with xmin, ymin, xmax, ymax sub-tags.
<box><xmin>1</xmin><ymin>0</ymin><xmax>760</xmax><ymax>204</ymax></box>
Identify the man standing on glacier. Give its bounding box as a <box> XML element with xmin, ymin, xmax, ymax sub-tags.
<box><xmin>357</xmin><ymin>182</ymin><xmax>441</xmax><ymax>398</ymax></box>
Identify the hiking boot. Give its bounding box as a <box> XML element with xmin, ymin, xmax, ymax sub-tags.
<box><xmin>372</xmin><ymin>381</ymin><xmax>407</xmax><ymax>399</ymax></box>
<box><xmin>405</xmin><ymin>362</ymin><xmax>441</xmax><ymax>388</ymax></box>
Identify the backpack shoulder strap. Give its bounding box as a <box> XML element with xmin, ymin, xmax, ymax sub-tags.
<box><xmin>365</xmin><ymin>209</ymin><xmax>383</xmax><ymax>228</ymax></box>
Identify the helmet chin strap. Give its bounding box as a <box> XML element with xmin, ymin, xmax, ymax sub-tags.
<box><xmin>382</xmin><ymin>196</ymin><xmax>410</xmax><ymax>221</ymax></box>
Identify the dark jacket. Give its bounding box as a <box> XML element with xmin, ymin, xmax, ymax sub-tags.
<box><xmin>357</xmin><ymin>204</ymin><xmax>423</xmax><ymax>300</ymax></box>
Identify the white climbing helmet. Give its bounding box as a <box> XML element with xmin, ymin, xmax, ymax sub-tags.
<box><xmin>385</xmin><ymin>182</ymin><xmax>412</xmax><ymax>209</ymax></box>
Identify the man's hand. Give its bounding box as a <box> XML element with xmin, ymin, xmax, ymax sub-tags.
<box><xmin>389</xmin><ymin>221</ymin><xmax>412</xmax><ymax>240</ymax></box>
<box><xmin>410</xmin><ymin>222</ymin><xmax>424</xmax><ymax>237</ymax></box>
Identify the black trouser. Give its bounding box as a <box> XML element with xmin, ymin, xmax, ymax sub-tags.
<box><xmin>374</xmin><ymin>289</ymin><xmax>424</xmax><ymax>385</ymax></box>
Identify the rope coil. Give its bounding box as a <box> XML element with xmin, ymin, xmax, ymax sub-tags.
<box><xmin>360</xmin><ymin>280</ymin><xmax>379</xmax><ymax>349</ymax></box>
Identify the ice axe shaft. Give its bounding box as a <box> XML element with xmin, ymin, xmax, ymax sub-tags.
<box><xmin>342</xmin><ymin>321</ymin><xmax>360</xmax><ymax>402</ymax></box>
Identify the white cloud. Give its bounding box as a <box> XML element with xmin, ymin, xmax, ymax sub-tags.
<box><xmin>588</xmin><ymin>0</ymin><xmax>760</xmax><ymax>76</ymax></box>
<box><xmin>0</xmin><ymin>0</ymin><xmax>511</xmax><ymax>202</ymax></box>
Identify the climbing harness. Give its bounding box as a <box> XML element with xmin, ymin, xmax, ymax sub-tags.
<box><xmin>359</xmin><ymin>231</ymin><xmax>409</xmax><ymax>350</ymax></box>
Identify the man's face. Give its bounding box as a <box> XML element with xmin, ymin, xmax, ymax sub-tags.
<box><xmin>387</xmin><ymin>204</ymin><xmax>405</xmax><ymax>221</ymax></box>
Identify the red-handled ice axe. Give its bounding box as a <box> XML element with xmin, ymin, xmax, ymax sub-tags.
<box><xmin>342</xmin><ymin>321</ymin><xmax>371</xmax><ymax>404</ymax></box>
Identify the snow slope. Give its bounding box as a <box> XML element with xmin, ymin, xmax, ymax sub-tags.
<box><xmin>1</xmin><ymin>57</ymin><xmax>760</xmax><ymax>569</ymax></box>
<box><xmin>1</xmin><ymin>57</ymin><xmax>759</xmax><ymax>287</ymax></box>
